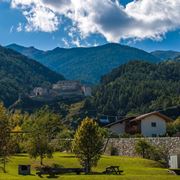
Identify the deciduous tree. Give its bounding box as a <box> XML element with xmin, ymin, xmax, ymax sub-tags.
<box><xmin>72</xmin><ymin>117</ymin><xmax>104</xmax><ymax>174</ymax></box>
<box><xmin>25</xmin><ymin>107</ymin><xmax>62</xmax><ymax>165</ymax></box>
<box><xmin>0</xmin><ymin>103</ymin><xmax>14</xmax><ymax>172</ymax></box>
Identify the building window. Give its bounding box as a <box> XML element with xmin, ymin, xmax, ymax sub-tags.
<box><xmin>151</xmin><ymin>122</ymin><xmax>156</xmax><ymax>127</ymax></box>
<box><xmin>152</xmin><ymin>134</ymin><xmax>157</xmax><ymax>137</ymax></box>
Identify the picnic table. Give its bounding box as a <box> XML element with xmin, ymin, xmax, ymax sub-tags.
<box><xmin>36</xmin><ymin>166</ymin><xmax>85</xmax><ymax>177</ymax></box>
<box><xmin>103</xmin><ymin>166</ymin><xmax>123</xmax><ymax>175</ymax></box>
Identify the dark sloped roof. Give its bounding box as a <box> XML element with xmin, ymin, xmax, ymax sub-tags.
<box><xmin>105</xmin><ymin>116</ymin><xmax>136</xmax><ymax>127</ymax></box>
<box><xmin>105</xmin><ymin>111</ymin><xmax>174</xmax><ymax>127</ymax></box>
<box><xmin>130</xmin><ymin>111</ymin><xmax>174</xmax><ymax>122</ymax></box>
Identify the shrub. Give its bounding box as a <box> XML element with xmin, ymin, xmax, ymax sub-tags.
<box><xmin>110</xmin><ymin>145</ymin><xmax>119</xmax><ymax>156</ymax></box>
<box><xmin>135</xmin><ymin>139</ymin><xmax>169</xmax><ymax>167</ymax></box>
<box><xmin>135</xmin><ymin>139</ymin><xmax>152</xmax><ymax>159</ymax></box>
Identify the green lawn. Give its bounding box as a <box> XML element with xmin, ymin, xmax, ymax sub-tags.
<box><xmin>0</xmin><ymin>153</ymin><xmax>179</xmax><ymax>180</ymax></box>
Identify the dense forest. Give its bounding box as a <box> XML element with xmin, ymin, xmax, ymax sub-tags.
<box><xmin>93</xmin><ymin>61</ymin><xmax>180</xmax><ymax>119</ymax></box>
<box><xmin>7</xmin><ymin>43</ymin><xmax>159</xmax><ymax>83</ymax></box>
<box><xmin>0</xmin><ymin>46</ymin><xmax>64</xmax><ymax>106</ymax></box>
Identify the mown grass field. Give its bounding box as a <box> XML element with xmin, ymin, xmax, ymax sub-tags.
<box><xmin>0</xmin><ymin>152</ymin><xmax>179</xmax><ymax>180</ymax></box>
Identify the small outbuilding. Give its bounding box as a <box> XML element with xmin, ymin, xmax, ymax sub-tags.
<box><xmin>18</xmin><ymin>165</ymin><xmax>31</xmax><ymax>175</ymax></box>
<box><xmin>169</xmin><ymin>155</ymin><xmax>180</xmax><ymax>169</ymax></box>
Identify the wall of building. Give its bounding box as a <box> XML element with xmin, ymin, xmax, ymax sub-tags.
<box><xmin>105</xmin><ymin>137</ymin><xmax>180</xmax><ymax>157</ymax></box>
<box><xmin>109</xmin><ymin>122</ymin><xmax>125</xmax><ymax>135</ymax></box>
<box><xmin>52</xmin><ymin>81</ymin><xmax>81</xmax><ymax>91</ymax></box>
<box><xmin>141</xmin><ymin>115</ymin><xmax>167</xmax><ymax>137</ymax></box>
<box><xmin>30</xmin><ymin>80</ymin><xmax>86</xmax><ymax>100</ymax></box>
<box><xmin>82</xmin><ymin>86</ymin><xmax>92</xmax><ymax>96</ymax></box>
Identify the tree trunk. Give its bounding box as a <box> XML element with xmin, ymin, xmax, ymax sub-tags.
<box><xmin>40</xmin><ymin>156</ymin><xmax>43</xmax><ymax>166</ymax></box>
<box><xmin>142</xmin><ymin>149</ymin><xmax>145</xmax><ymax>158</ymax></box>
<box><xmin>3</xmin><ymin>157</ymin><xmax>6</xmax><ymax>173</ymax></box>
<box><xmin>85</xmin><ymin>159</ymin><xmax>91</xmax><ymax>174</ymax></box>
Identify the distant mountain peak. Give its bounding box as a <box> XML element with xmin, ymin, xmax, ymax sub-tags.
<box><xmin>151</xmin><ymin>50</ymin><xmax>180</xmax><ymax>60</ymax></box>
<box><xmin>6</xmin><ymin>43</ymin><xmax>44</xmax><ymax>59</ymax></box>
<box><xmin>7</xmin><ymin>43</ymin><xmax>159</xmax><ymax>83</ymax></box>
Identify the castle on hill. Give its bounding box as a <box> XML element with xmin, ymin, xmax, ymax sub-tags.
<box><xmin>30</xmin><ymin>80</ymin><xmax>92</xmax><ymax>101</ymax></box>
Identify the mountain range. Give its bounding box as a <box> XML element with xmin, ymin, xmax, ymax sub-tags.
<box><xmin>0</xmin><ymin>46</ymin><xmax>64</xmax><ymax>106</ymax></box>
<box><xmin>7</xmin><ymin>43</ymin><xmax>161</xmax><ymax>84</ymax></box>
<box><xmin>151</xmin><ymin>50</ymin><xmax>180</xmax><ymax>60</ymax></box>
<box><xmin>1</xmin><ymin>43</ymin><xmax>179</xmax><ymax>118</ymax></box>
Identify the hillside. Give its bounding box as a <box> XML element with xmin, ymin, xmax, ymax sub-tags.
<box><xmin>7</xmin><ymin>43</ymin><xmax>44</xmax><ymax>60</ymax></box>
<box><xmin>7</xmin><ymin>43</ymin><xmax>159</xmax><ymax>84</ymax></box>
<box><xmin>0</xmin><ymin>46</ymin><xmax>64</xmax><ymax>106</ymax></box>
<box><xmin>174</xmin><ymin>55</ymin><xmax>180</xmax><ymax>61</ymax></box>
<box><xmin>151</xmin><ymin>50</ymin><xmax>180</xmax><ymax>60</ymax></box>
<box><xmin>93</xmin><ymin>61</ymin><xmax>180</xmax><ymax>119</ymax></box>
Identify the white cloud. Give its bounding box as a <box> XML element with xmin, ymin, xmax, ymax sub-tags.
<box><xmin>10</xmin><ymin>0</ymin><xmax>180</xmax><ymax>44</ymax></box>
<box><xmin>11</xmin><ymin>0</ymin><xmax>38</xmax><ymax>8</ymax></box>
<box><xmin>11</xmin><ymin>0</ymin><xmax>59</xmax><ymax>32</ymax></box>
<box><xmin>16</xmin><ymin>22</ymin><xmax>23</xmax><ymax>32</ymax></box>
<box><xmin>24</xmin><ymin>6</ymin><xmax>59</xmax><ymax>32</ymax></box>
<box><xmin>124</xmin><ymin>0</ymin><xmax>180</xmax><ymax>40</ymax></box>
<box><xmin>71</xmin><ymin>37</ymin><xmax>81</xmax><ymax>47</ymax></box>
<box><xmin>9</xmin><ymin>25</ymin><xmax>14</xmax><ymax>33</ymax></box>
<box><xmin>61</xmin><ymin>37</ymin><xmax>70</xmax><ymax>48</ymax></box>
<box><xmin>42</xmin><ymin>0</ymin><xmax>71</xmax><ymax>13</ymax></box>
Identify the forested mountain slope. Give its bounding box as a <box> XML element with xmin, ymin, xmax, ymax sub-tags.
<box><xmin>93</xmin><ymin>61</ymin><xmax>180</xmax><ymax>118</ymax></box>
<box><xmin>0</xmin><ymin>46</ymin><xmax>64</xmax><ymax>106</ymax></box>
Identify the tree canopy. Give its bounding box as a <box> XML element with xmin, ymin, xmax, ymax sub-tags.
<box><xmin>72</xmin><ymin>117</ymin><xmax>104</xmax><ymax>173</ymax></box>
<box><xmin>93</xmin><ymin>61</ymin><xmax>180</xmax><ymax>119</ymax></box>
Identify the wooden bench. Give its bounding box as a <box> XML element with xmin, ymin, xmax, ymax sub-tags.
<box><xmin>36</xmin><ymin>167</ymin><xmax>85</xmax><ymax>177</ymax></box>
<box><xmin>103</xmin><ymin>166</ymin><xmax>123</xmax><ymax>175</ymax></box>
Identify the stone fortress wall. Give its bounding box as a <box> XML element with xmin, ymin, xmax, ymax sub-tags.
<box><xmin>30</xmin><ymin>80</ymin><xmax>92</xmax><ymax>100</ymax></box>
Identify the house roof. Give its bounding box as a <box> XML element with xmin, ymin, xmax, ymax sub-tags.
<box><xmin>105</xmin><ymin>111</ymin><xmax>173</xmax><ymax>127</ymax></box>
<box><xmin>130</xmin><ymin>111</ymin><xmax>174</xmax><ymax>122</ymax></box>
<box><xmin>105</xmin><ymin>116</ymin><xmax>136</xmax><ymax>127</ymax></box>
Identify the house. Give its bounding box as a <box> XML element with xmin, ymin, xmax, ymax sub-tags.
<box><xmin>105</xmin><ymin>112</ymin><xmax>173</xmax><ymax>137</ymax></box>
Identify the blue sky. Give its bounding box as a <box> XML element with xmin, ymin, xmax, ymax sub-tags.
<box><xmin>0</xmin><ymin>0</ymin><xmax>180</xmax><ymax>52</ymax></box>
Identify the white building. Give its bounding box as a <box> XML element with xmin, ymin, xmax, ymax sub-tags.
<box><xmin>32</xmin><ymin>87</ymin><xmax>49</xmax><ymax>96</ymax></box>
<box><xmin>106</xmin><ymin>112</ymin><xmax>173</xmax><ymax>137</ymax></box>
<box><xmin>81</xmin><ymin>86</ymin><xmax>92</xmax><ymax>96</ymax></box>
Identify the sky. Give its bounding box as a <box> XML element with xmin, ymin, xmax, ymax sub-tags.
<box><xmin>0</xmin><ymin>0</ymin><xmax>180</xmax><ymax>52</ymax></box>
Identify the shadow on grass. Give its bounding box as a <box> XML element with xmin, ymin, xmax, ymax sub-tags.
<box><xmin>47</xmin><ymin>175</ymin><xmax>59</xmax><ymax>178</ymax></box>
<box><xmin>87</xmin><ymin>172</ymin><xmax>124</xmax><ymax>175</ymax></box>
<box><xmin>59</xmin><ymin>156</ymin><xmax>76</xmax><ymax>158</ymax></box>
<box><xmin>14</xmin><ymin>154</ymin><xmax>28</xmax><ymax>157</ymax></box>
<box><xmin>19</xmin><ymin>174</ymin><xmax>36</xmax><ymax>177</ymax></box>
